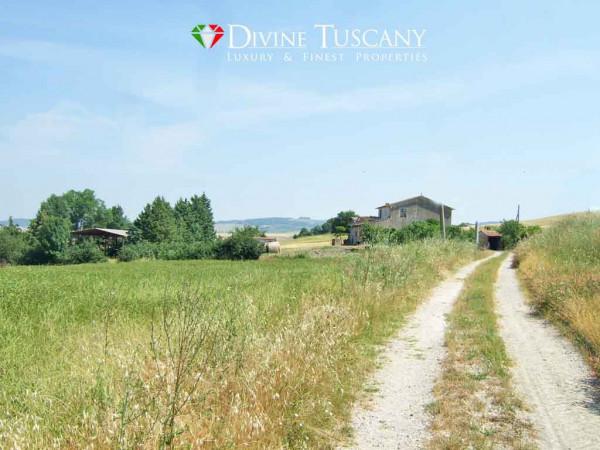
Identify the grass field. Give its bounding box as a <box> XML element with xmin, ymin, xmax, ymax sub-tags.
<box><xmin>516</xmin><ymin>212</ymin><xmax>600</xmax><ymax>374</ymax></box>
<box><xmin>0</xmin><ymin>240</ymin><xmax>476</xmax><ymax>448</ymax></box>
<box><xmin>428</xmin><ymin>254</ymin><xmax>535</xmax><ymax>449</ymax></box>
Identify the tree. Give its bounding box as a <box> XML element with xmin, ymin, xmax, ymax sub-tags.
<box><xmin>293</xmin><ymin>227</ymin><xmax>311</xmax><ymax>239</ymax></box>
<box><xmin>174</xmin><ymin>198</ymin><xmax>192</xmax><ymax>239</ymax></box>
<box><xmin>174</xmin><ymin>193</ymin><xmax>216</xmax><ymax>242</ymax></box>
<box><xmin>334</xmin><ymin>226</ymin><xmax>346</xmax><ymax>238</ymax></box>
<box><xmin>34</xmin><ymin>214</ymin><xmax>71</xmax><ymax>261</ymax></box>
<box><xmin>498</xmin><ymin>220</ymin><xmax>527</xmax><ymax>249</ymax></box>
<box><xmin>133</xmin><ymin>197</ymin><xmax>177</xmax><ymax>243</ymax></box>
<box><xmin>106</xmin><ymin>205</ymin><xmax>130</xmax><ymax>229</ymax></box>
<box><xmin>0</xmin><ymin>225</ymin><xmax>33</xmax><ymax>264</ymax></box>
<box><xmin>30</xmin><ymin>189</ymin><xmax>111</xmax><ymax>232</ymax></box>
<box><xmin>197</xmin><ymin>193</ymin><xmax>216</xmax><ymax>241</ymax></box>
<box><xmin>498</xmin><ymin>220</ymin><xmax>542</xmax><ymax>249</ymax></box>
<box><xmin>330</xmin><ymin>210</ymin><xmax>356</xmax><ymax>234</ymax></box>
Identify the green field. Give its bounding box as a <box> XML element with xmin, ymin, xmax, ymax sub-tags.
<box><xmin>0</xmin><ymin>240</ymin><xmax>475</xmax><ymax>448</ymax></box>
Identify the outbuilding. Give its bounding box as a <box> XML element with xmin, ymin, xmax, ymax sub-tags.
<box><xmin>478</xmin><ymin>228</ymin><xmax>502</xmax><ymax>250</ymax></box>
<box><xmin>71</xmin><ymin>228</ymin><xmax>128</xmax><ymax>254</ymax></box>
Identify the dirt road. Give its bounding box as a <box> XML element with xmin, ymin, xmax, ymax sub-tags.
<box><xmin>496</xmin><ymin>255</ymin><xmax>600</xmax><ymax>449</ymax></box>
<box><xmin>344</xmin><ymin>254</ymin><xmax>500</xmax><ymax>449</ymax></box>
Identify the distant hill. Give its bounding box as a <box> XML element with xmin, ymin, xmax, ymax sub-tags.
<box><xmin>0</xmin><ymin>218</ymin><xmax>31</xmax><ymax>228</ymax></box>
<box><xmin>215</xmin><ymin>217</ymin><xmax>324</xmax><ymax>233</ymax></box>
<box><xmin>0</xmin><ymin>217</ymin><xmax>323</xmax><ymax>233</ymax></box>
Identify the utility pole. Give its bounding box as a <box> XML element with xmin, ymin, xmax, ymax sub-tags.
<box><xmin>440</xmin><ymin>204</ymin><xmax>446</xmax><ymax>240</ymax></box>
<box><xmin>516</xmin><ymin>204</ymin><xmax>520</xmax><ymax>223</ymax></box>
<box><xmin>475</xmin><ymin>221</ymin><xmax>480</xmax><ymax>246</ymax></box>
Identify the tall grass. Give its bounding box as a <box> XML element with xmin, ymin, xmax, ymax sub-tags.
<box><xmin>515</xmin><ymin>213</ymin><xmax>600</xmax><ymax>373</ymax></box>
<box><xmin>0</xmin><ymin>239</ymin><xmax>476</xmax><ymax>448</ymax></box>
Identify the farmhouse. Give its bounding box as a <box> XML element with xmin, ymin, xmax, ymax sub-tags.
<box><xmin>348</xmin><ymin>195</ymin><xmax>453</xmax><ymax>245</ymax></box>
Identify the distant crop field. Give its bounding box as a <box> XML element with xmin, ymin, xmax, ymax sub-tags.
<box><xmin>0</xmin><ymin>240</ymin><xmax>474</xmax><ymax>448</ymax></box>
<box><xmin>516</xmin><ymin>212</ymin><xmax>600</xmax><ymax>373</ymax></box>
<box><xmin>279</xmin><ymin>233</ymin><xmax>337</xmax><ymax>252</ymax></box>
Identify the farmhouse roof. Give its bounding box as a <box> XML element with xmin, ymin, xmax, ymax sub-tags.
<box><xmin>376</xmin><ymin>195</ymin><xmax>454</xmax><ymax>210</ymax></box>
<box><xmin>71</xmin><ymin>228</ymin><xmax>129</xmax><ymax>238</ymax></box>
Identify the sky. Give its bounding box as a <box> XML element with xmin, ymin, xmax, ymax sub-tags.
<box><xmin>1</xmin><ymin>0</ymin><xmax>599</xmax><ymax>224</ymax></box>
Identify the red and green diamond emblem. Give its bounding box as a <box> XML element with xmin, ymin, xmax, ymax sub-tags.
<box><xmin>191</xmin><ymin>24</ymin><xmax>224</xmax><ymax>48</ymax></box>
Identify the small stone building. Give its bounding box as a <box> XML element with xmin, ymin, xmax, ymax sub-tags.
<box><xmin>478</xmin><ymin>228</ymin><xmax>502</xmax><ymax>250</ymax></box>
<box><xmin>347</xmin><ymin>216</ymin><xmax>379</xmax><ymax>246</ymax></box>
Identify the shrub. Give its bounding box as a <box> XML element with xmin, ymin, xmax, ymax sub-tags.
<box><xmin>118</xmin><ymin>242</ymin><xmax>157</xmax><ymax>262</ymax></box>
<box><xmin>498</xmin><ymin>220</ymin><xmax>542</xmax><ymax>249</ymax></box>
<box><xmin>60</xmin><ymin>240</ymin><xmax>107</xmax><ymax>265</ymax></box>
<box><xmin>0</xmin><ymin>227</ymin><xmax>34</xmax><ymax>264</ymax></box>
<box><xmin>362</xmin><ymin>219</ymin><xmax>442</xmax><ymax>245</ymax></box>
<box><xmin>155</xmin><ymin>241</ymin><xmax>216</xmax><ymax>260</ymax></box>
<box><xmin>118</xmin><ymin>241</ymin><xmax>217</xmax><ymax>262</ymax></box>
<box><xmin>217</xmin><ymin>227</ymin><xmax>264</xmax><ymax>260</ymax></box>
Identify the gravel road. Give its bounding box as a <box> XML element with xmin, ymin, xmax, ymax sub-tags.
<box><xmin>496</xmin><ymin>254</ymin><xmax>600</xmax><ymax>450</ymax></box>
<box><xmin>344</xmin><ymin>254</ymin><xmax>500</xmax><ymax>449</ymax></box>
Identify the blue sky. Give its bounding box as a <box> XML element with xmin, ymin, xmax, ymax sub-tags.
<box><xmin>1</xmin><ymin>0</ymin><xmax>599</xmax><ymax>223</ymax></box>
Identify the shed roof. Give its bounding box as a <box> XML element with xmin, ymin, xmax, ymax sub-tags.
<box><xmin>376</xmin><ymin>195</ymin><xmax>454</xmax><ymax>211</ymax></box>
<box><xmin>72</xmin><ymin>228</ymin><xmax>129</xmax><ymax>238</ymax></box>
<box><xmin>479</xmin><ymin>229</ymin><xmax>502</xmax><ymax>237</ymax></box>
<box><xmin>351</xmin><ymin>216</ymin><xmax>379</xmax><ymax>227</ymax></box>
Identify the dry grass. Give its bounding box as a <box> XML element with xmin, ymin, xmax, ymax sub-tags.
<box><xmin>0</xmin><ymin>240</ymin><xmax>476</xmax><ymax>448</ymax></box>
<box><xmin>279</xmin><ymin>233</ymin><xmax>337</xmax><ymax>252</ymax></box>
<box><xmin>515</xmin><ymin>212</ymin><xmax>600</xmax><ymax>374</ymax></box>
<box><xmin>428</xmin><ymin>254</ymin><xmax>536</xmax><ymax>450</ymax></box>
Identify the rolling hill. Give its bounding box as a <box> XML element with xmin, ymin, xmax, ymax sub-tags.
<box><xmin>214</xmin><ymin>217</ymin><xmax>324</xmax><ymax>233</ymax></box>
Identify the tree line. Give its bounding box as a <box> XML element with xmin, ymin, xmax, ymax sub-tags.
<box><xmin>293</xmin><ymin>210</ymin><xmax>357</xmax><ymax>238</ymax></box>
<box><xmin>0</xmin><ymin>189</ymin><xmax>264</xmax><ymax>265</ymax></box>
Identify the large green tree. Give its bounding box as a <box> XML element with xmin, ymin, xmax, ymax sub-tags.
<box><xmin>34</xmin><ymin>214</ymin><xmax>71</xmax><ymax>261</ymax></box>
<box><xmin>133</xmin><ymin>196</ymin><xmax>177</xmax><ymax>243</ymax></box>
<box><xmin>174</xmin><ymin>193</ymin><xmax>216</xmax><ymax>242</ymax></box>
<box><xmin>30</xmin><ymin>189</ymin><xmax>115</xmax><ymax>232</ymax></box>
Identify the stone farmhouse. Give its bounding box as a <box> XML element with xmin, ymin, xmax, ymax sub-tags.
<box><xmin>348</xmin><ymin>195</ymin><xmax>453</xmax><ymax>245</ymax></box>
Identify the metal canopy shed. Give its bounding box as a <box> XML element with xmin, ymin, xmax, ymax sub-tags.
<box><xmin>71</xmin><ymin>228</ymin><xmax>128</xmax><ymax>254</ymax></box>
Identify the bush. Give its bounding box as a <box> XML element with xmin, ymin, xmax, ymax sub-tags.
<box><xmin>498</xmin><ymin>220</ymin><xmax>542</xmax><ymax>249</ymax></box>
<box><xmin>118</xmin><ymin>241</ymin><xmax>217</xmax><ymax>262</ymax></box>
<box><xmin>60</xmin><ymin>240</ymin><xmax>107</xmax><ymax>264</ymax></box>
<box><xmin>0</xmin><ymin>227</ymin><xmax>34</xmax><ymax>264</ymax></box>
<box><xmin>362</xmin><ymin>219</ymin><xmax>442</xmax><ymax>245</ymax></box>
<box><xmin>217</xmin><ymin>227</ymin><xmax>264</xmax><ymax>260</ymax></box>
<box><xmin>118</xmin><ymin>242</ymin><xmax>157</xmax><ymax>262</ymax></box>
<box><xmin>362</xmin><ymin>220</ymin><xmax>479</xmax><ymax>246</ymax></box>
